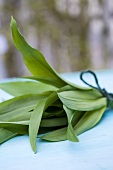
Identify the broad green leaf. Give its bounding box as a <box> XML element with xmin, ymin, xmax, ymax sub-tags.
<box><xmin>0</xmin><ymin>81</ymin><xmax>58</xmax><ymax>96</ymax></box>
<box><xmin>0</xmin><ymin>93</ymin><xmax>49</xmax><ymax>122</ymax></box>
<box><xmin>58</xmin><ymin>91</ymin><xmax>107</xmax><ymax>111</ymax></box>
<box><xmin>10</xmin><ymin>17</ymin><xmax>67</xmax><ymax>88</ymax></box>
<box><xmin>41</xmin><ymin>127</ymin><xmax>67</xmax><ymax>141</ymax></box>
<box><xmin>0</xmin><ymin>121</ymin><xmax>29</xmax><ymax>134</ymax></box>
<box><xmin>29</xmin><ymin>99</ymin><xmax>46</xmax><ymax>153</ymax></box>
<box><xmin>74</xmin><ymin>106</ymin><xmax>106</xmax><ymax>135</ymax></box>
<box><xmin>58</xmin><ymin>89</ymin><xmax>102</xmax><ymax>100</ymax></box>
<box><xmin>63</xmin><ymin>105</ymin><xmax>79</xmax><ymax>142</ymax></box>
<box><xmin>0</xmin><ymin>128</ymin><xmax>17</xmax><ymax>144</ymax></box>
<box><xmin>29</xmin><ymin>92</ymin><xmax>58</xmax><ymax>153</ymax></box>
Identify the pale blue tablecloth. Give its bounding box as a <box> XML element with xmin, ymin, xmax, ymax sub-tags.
<box><xmin>0</xmin><ymin>70</ymin><xmax>113</xmax><ymax>170</ymax></box>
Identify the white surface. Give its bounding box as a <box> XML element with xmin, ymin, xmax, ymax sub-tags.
<box><xmin>0</xmin><ymin>70</ymin><xmax>113</xmax><ymax>170</ymax></box>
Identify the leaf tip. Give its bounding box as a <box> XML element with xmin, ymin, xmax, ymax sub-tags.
<box><xmin>33</xmin><ymin>148</ymin><xmax>37</xmax><ymax>154</ymax></box>
<box><xmin>30</xmin><ymin>142</ymin><xmax>37</xmax><ymax>154</ymax></box>
<box><xmin>10</xmin><ymin>16</ymin><xmax>17</xmax><ymax>28</ymax></box>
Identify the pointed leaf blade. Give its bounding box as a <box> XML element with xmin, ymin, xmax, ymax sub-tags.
<box><xmin>0</xmin><ymin>81</ymin><xmax>58</xmax><ymax>96</ymax></box>
<box><xmin>0</xmin><ymin>128</ymin><xmax>17</xmax><ymax>144</ymax></box>
<box><xmin>63</xmin><ymin>105</ymin><xmax>79</xmax><ymax>142</ymax></box>
<box><xmin>10</xmin><ymin>17</ymin><xmax>67</xmax><ymax>88</ymax></box>
<box><xmin>74</xmin><ymin>106</ymin><xmax>106</xmax><ymax>135</ymax></box>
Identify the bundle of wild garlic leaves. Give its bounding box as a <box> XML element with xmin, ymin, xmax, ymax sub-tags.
<box><xmin>0</xmin><ymin>17</ymin><xmax>108</xmax><ymax>153</ymax></box>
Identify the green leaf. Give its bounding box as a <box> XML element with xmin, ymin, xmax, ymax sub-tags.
<box><xmin>10</xmin><ymin>17</ymin><xmax>67</xmax><ymax>88</ymax></box>
<box><xmin>44</xmin><ymin>92</ymin><xmax>59</xmax><ymax>109</ymax></box>
<box><xmin>58</xmin><ymin>91</ymin><xmax>107</xmax><ymax>111</ymax></box>
<box><xmin>74</xmin><ymin>106</ymin><xmax>106</xmax><ymax>135</ymax></box>
<box><xmin>29</xmin><ymin>99</ymin><xmax>46</xmax><ymax>153</ymax></box>
<box><xmin>0</xmin><ymin>121</ymin><xmax>29</xmax><ymax>134</ymax></box>
<box><xmin>58</xmin><ymin>89</ymin><xmax>102</xmax><ymax>100</ymax></box>
<box><xmin>0</xmin><ymin>128</ymin><xmax>17</xmax><ymax>144</ymax></box>
<box><xmin>71</xmin><ymin>111</ymin><xmax>84</xmax><ymax>127</ymax></box>
<box><xmin>63</xmin><ymin>105</ymin><xmax>79</xmax><ymax>142</ymax></box>
<box><xmin>29</xmin><ymin>92</ymin><xmax>58</xmax><ymax>153</ymax></box>
<box><xmin>41</xmin><ymin>127</ymin><xmax>67</xmax><ymax>142</ymax></box>
<box><xmin>24</xmin><ymin>76</ymin><xmax>91</xmax><ymax>90</ymax></box>
<box><xmin>0</xmin><ymin>93</ymin><xmax>49</xmax><ymax>122</ymax></box>
<box><xmin>0</xmin><ymin>81</ymin><xmax>58</xmax><ymax>96</ymax></box>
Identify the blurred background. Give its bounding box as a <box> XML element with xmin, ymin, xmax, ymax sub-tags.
<box><xmin>0</xmin><ymin>0</ymin><xmax>113</xmax><ymax>78</ymax></box>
